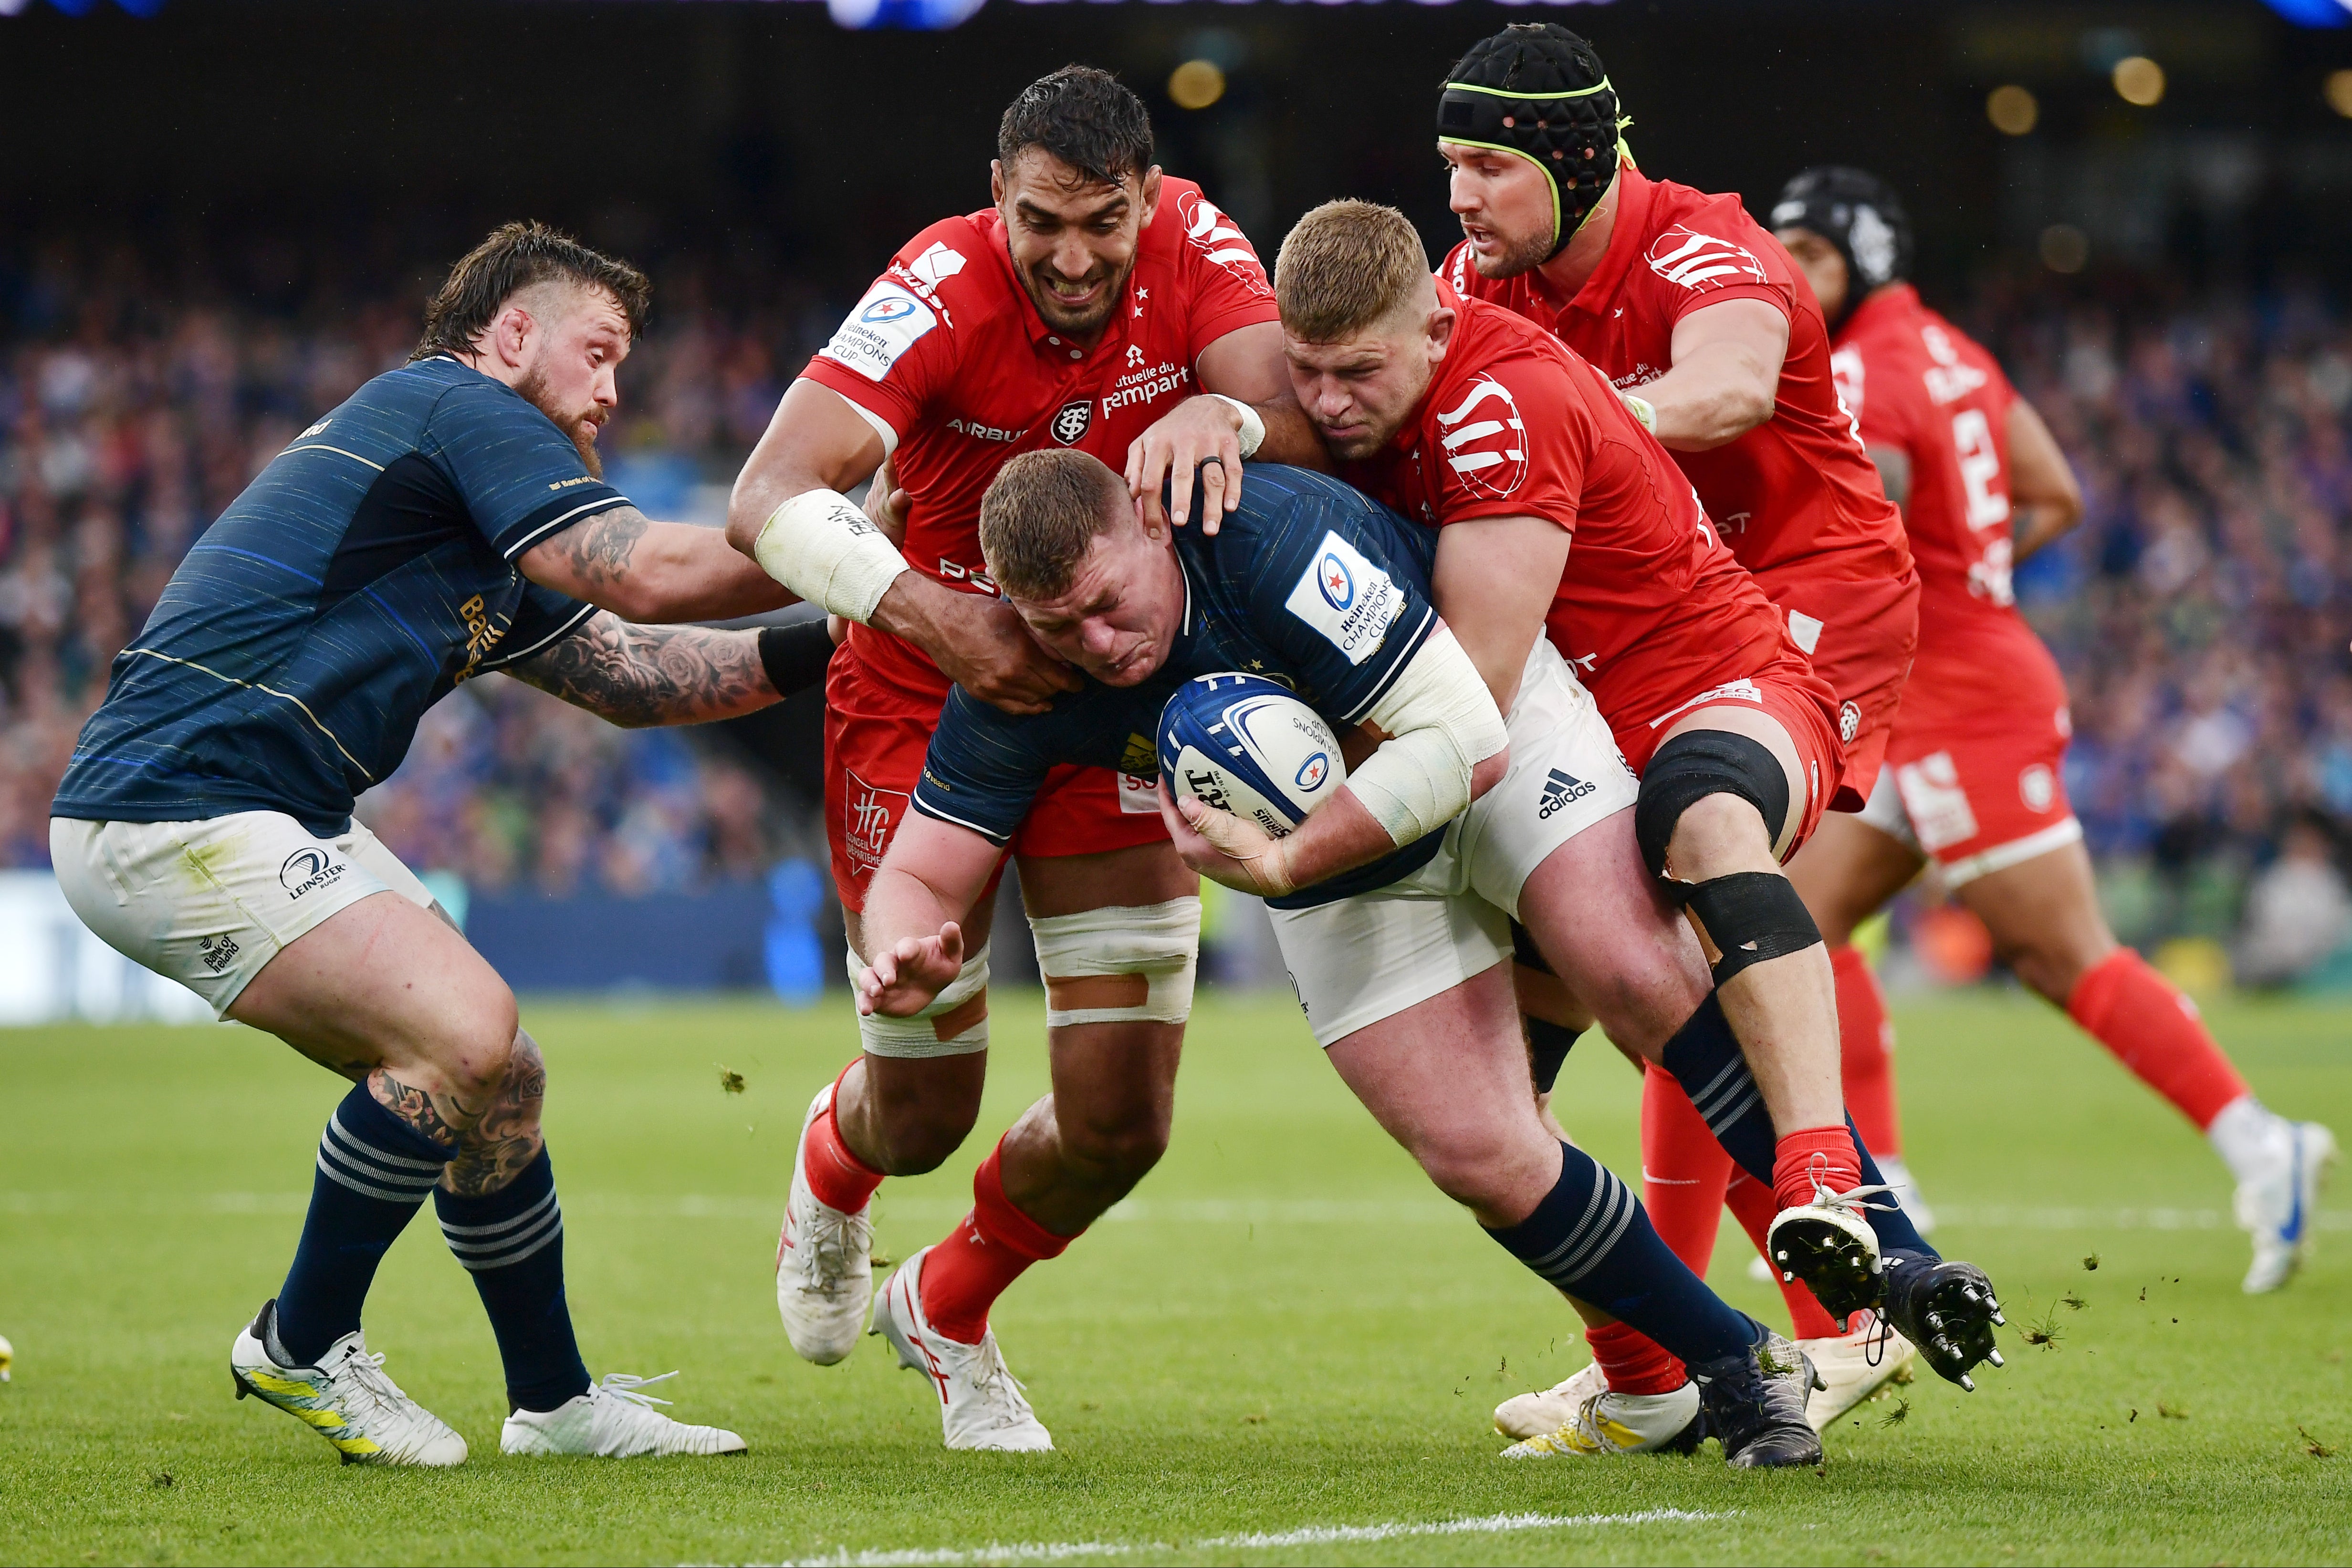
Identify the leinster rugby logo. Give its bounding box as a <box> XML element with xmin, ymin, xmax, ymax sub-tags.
<box><xmin>1050</xmin><ymin>398</ymin><xmax>1093</xmax><ymax>446</ymax></box>
<box><xmin>278</xmin><ymin>847</ymin><xmax>345</xmax><ymax>901</ymax></box>
<box><xmin>1317</xmin><ymin>552</ymin><xmax>1355</xmax><ymax>611</ymax></box>
<box><xmin>1839</xmin><ymin>701</ymin><xmax>1862</xmax><ymax>744</ymax></box>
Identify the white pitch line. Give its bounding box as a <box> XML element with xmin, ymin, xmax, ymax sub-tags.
<box><xmin>773</xmin><ymin>1508</ymin><xmax>1730</xmax><ymax>1567</ymax></box>
<box><xmin>4</xmin><ymin>1191</ymin><xmax>2345</xmax><ymax>1233</ymax></box>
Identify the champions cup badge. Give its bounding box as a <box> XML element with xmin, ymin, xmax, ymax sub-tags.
<box><xmin>1051</xmin><ymin>398</ymin><xmax>1093</xmax><ymax>445</ymax></box>
<box><xmin>1839</xmin><ymin>701</ymin><xmax>1862</xmax><ymax>744</ymax></box>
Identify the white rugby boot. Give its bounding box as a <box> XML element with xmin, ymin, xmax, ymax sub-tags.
<box><xmin>1494</xmin><ymin>1360</ymin><xmax>1604</xmax><ymax>1440</ymax></box>
<box><xmin>1797</xmin><ymin>1310</ymin><xmax>1916</xmax><ymax>1432</ymax></box>
<box><xmin>1500</xmin><ymin>1381</ymin><xmax>1704</xmax><ymax>1458</ymax></box>
<box><xmin>2237</xmin><ymin>1120</ymin><xmax>2338</xmax><ymax>1294</ymax></box>
<box><xmin>502</xmin><ymin>1372</ymin><xmax>747</xmax><ymax>1457</ymax></box>
<box><xmin>776</xmin><ymin>1080</ymin><xmax>875</xmax><ymax>1364</ymax></box>
<box><xmin>871</xmin><ymin>1247</ymin><xmax>1053</xmax><ymax>1452</ymax></box>
<box><xmin>230</xmin><ymin>1302</ymin><xmax>466</xmax><ymax>1466</ymax></box>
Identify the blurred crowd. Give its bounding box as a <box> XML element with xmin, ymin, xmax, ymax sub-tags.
<box><xmin>3</xmin><ymin>239</ymin><xmax>2352</xmax><ymax>966</ymax></box>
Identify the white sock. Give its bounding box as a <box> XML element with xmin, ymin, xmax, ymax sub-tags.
<box><xmin>2206</xmin><ymin>1095</ymin><xmax>2287</xmax><ymax>1185</ymax></box>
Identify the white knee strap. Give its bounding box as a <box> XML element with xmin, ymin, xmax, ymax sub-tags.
<box><xmin>1027</xmin><ymin>898</ymin><xmax>1201</xmax><ymax>1029</ymax></box>
<box><xmin>848</xmin><ymin>940</ymin><xmax>992</xmax><ymax>1059</ymax></box>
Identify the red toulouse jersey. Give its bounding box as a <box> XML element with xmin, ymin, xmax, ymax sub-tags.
<box><xmin>1835</xmin><ymin>283</ymin><xmax>2064</xmax><ymax>730</ymax></box>
<box><xmin>1343</xmin><ymin>283</ymin><xmax>1789</xmax><ymax>745</ymax></box>
<box><xmin>800</xmin><ymin>178</ymin><xmax>1279</xmax><ymax>693</ymax></box>
<box><xmin>1439</xmin><ymin>166</ymin><xmax>1913</xmax><ymax>603</ymax></box>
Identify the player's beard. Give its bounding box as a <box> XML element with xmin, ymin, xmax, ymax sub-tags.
<box><xmin>516</xmin><ymin>365</ymin><xmax>607</xmax><ymax>479</ymax></box>
<box><xmin>1465</xmin><ymin>215</ymin><xmax>1557</xmax><ymax>281</ymax></box>
<box><xmin>1024</xmin><ymin>254</ymin><xmax>1134</xmax><ymax>340</ymax></box>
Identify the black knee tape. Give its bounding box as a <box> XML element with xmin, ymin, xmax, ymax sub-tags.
<box><xmin>1525</xmin><ymin>1016</ymin><xmax>1580</xmax><ymax>1095</ymax></box>
<box><xmin>1633</xmin><ymin>730</ymin><xmax>1792</xmax><ymax>882</ymax></box>
<box><xmin>1684</xmin><ymin>872</ymin><xmax>1822</xmax><ymax>986</ymax></box>
<box><xmin>1509</xmin><ymin>918</ymin><xmax>1554</xmax><ymax>976</ymax></box>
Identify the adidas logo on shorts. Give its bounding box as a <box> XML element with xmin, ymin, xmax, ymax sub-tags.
<box><xmin>1537</xmin><ymin>768</ymin><xmax>1597</xmax><ymax>820</ymax></box>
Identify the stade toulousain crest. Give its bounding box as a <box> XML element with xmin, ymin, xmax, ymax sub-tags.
<box><xmin>1051</xmin><ymin>398</ymin><xmax>1094</xmax><ymax>445</ymax></box>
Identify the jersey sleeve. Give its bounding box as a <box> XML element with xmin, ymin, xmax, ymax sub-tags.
<box><xmin>1637</xmin><ymin>197</ymin><xmax>1798</xmax><ymax>329</ymax></box>
<box><xmin>1166</xmin><ymin>185</ymin><xmax>1281</xmax><ymax>360</ymax></box>
<box><xmin>1243</xmin><ymin>482</ymin><xmax>1441</xmax><ymax>726</ymax></box>
<box><xmin>911</xmin><ymin>684</ymin><xmax>1148</xmax><ymax>846</ymax></box>
<box><xmin>1427</xmin><ymin>350</ymin><xmax>1590</xmax><ymax>533</ymax></box>
<box><xmin>798</xmin><ymin>220</ymin><xmax>973</xmax><ymax>446</ymax></box>
<box><xmin>424</xmin><ymin>381</ymin><xmax>632</xmax><ymax>562</ymax></box>
<box><xmin>478</xmin><ymin>579</ymin><xmax>598</xmax><ymax>673</ymax></box>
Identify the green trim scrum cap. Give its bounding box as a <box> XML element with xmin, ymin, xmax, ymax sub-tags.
<box><xmin>1437</xmin><ymin>23</ymin><xmax>1632</xmax><ymax>260</ymax></box>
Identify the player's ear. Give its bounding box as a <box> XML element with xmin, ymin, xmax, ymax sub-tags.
<box><xmin>990</xmin><ymin>159</ymin><xmax>1007</xmax><ymax>209</ymax></box>
<box><xmin>1427</xmin><ymin>307</ymin><xmax>1458</xmax><ymax>360</ymax></box>
<box><xmin>1138</xmin><ymin>166</ymin><xmax>1164</xmax><ymax>226</ymax></box>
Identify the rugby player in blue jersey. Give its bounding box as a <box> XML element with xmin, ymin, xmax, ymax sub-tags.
<box><xmin>49</xmin><ymin>224</ymin><xmax>835</xmax><ymax>1465</ymax></box>
<box><xmin>848</xmin><ymin>449</ymin><xmax>1822</xmax><ymax>1466</ymax></box>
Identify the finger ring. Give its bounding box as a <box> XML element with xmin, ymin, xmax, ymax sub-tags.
<box><xmin>1198</xmin><ymin>456</ymin><xmax>1224</xmax><ymax>473</ymax></box>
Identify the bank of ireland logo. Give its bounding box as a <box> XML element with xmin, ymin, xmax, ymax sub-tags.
<box><xmin>1839</xmin><ymin>701</ymin><xmax>1862</xmax><ymax>744</ymax></box>
<box><xmin>1317</xmin><ymin>551</ymin><xmax>1355</xmax><ymax>612</ymax></box>
<box><xmin>278</xmin><ymin>847</ymin><xmax>345</xmax><ymax>900</ymax></box>
<box><xmin>1051</xmin><ymin>397</ymin><xmax>1093</xmax><ymax>445</ymax></box>
<box><xmin>861</xmin><ymin>294</ymin><xmax>920</xmax><ymax>325</ymax></box>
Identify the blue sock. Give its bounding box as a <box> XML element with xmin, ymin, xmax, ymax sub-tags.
<box><xmin>434</xmin><ymin>1147</ymin><xmax>590</xmax><ymax>1412</ymax></box>
<box><xmin>1661</xmin><ymin>994</ymin><xmax>1935</xmax><ymax>1259</ymax></box>
<box><xmin>276</xmin><ymin>1084</ymin><xmax>449</xmax><ymax>1366</ymax></box>
<box><xmin>1486</xmin><ymin>1142</ymin><xmax>1757</xmax><ymax>1366</ymax></box>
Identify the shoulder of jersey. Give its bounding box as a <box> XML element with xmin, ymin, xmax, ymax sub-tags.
<box><xmin>1150</xmin><ymin>178</ymin><xmax>1274</xmax><ymax>291</ymax></box>
<box><xmin>1634</xmin><ymin>179</ymin><xmax>1786</xmax><ymax>296</ymax></box>
<box><xmin>877</xmin><ymin>213</ymin><xmax>1020</xmax><ymax>328</ymax></box>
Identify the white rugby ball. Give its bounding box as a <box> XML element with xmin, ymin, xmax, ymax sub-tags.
<box><xmin>1158</xmin><ymin>673</ymin><xmax>1347</xmax><ymax>838</ymax></box>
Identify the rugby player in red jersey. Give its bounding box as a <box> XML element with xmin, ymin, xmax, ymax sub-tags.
<box><xmin>1762</xmin><ymin>167</ymin><xmax>2334</xmax><ymax>1302</ymax></box>
<box><xmin>1268</xmin><ymin>201</ymin><xmax>2002</xmax><ymax>1439</ymax></box>
<box><xmin>1425</xmin><ymin>24</ymin><xmax>1937</xmax><ymax>1428</ymax></box>
<box><xmin>724</xmin><ymin>67</ymin><xmax>1313</xmax><ymax>1449</ymax></box>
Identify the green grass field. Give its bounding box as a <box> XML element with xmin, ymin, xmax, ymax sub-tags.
<box><xmin>1</xmin><ymin>987</ymin><xmax>2347</xmax><ymax>1566</ymax></box>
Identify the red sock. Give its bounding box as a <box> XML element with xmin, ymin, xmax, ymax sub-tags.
<box><xmin>1639</xmin><ymin>1063</ymin><xmax>1733</xmax><ymax>1277</ymax></box>
<box><xmin>1832</xmin><ymin>945</ymin><xmax>1903</xmax><ymax>1158</ymax></box>
<box><xmin>918</xmin><ymin>1143</ymin><xmax>1073</xmax><ymax>1345</ymax></box>
<box><xmin>1585</xmin><ymin>1319</ymin><xmax>1686</xmax><ymax>1395</ymax></box>
<box><xmin>1772</xmin><ymin>1124</ymin><xmax>1863</xmax><ymax>1214</ymax></box>
<box><xmin>1727</xmin><ymin>1170</ymin><xmax>1844</xmax><ymax>1339</ymax></box>
<box><xmin>2067</xmin><ymin>949</ymin><xmax>2250</xmax><ymax>1131</ymax></box>
<box><xmin>802</xmin><ymin>1062</ymin><xmax>886</xmax><ymax>1214</ymax></box>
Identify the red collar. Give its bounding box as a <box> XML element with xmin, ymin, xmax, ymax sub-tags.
<box><xmin>1835</xmin><ymin>280</ymin><xmax>1919</xmax><ymax>345</ymax></box>
<box><xmin>1560</xmin><ymin>165</ymin><xmax>1657</xmax><ymax>323</ymax></box>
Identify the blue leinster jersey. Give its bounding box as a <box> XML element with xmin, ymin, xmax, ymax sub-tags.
<box><xmin>53</xmin><ymin>356</ymin><xmax>624</xmax><ymax>836</ymax></box>
<box><xmin>913</xmin><ymin>464</ymin><xmax>1444</xmax><ymax>909</ymax></box>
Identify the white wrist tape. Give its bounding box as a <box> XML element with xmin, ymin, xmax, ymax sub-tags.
<box><xmin>1348</xmin><ymin>629</ymin><xmax>1510</xmax><ymax>845</ymax></box>
<box><xmin>1206</xmin><ymin>393</ymin><xmax>1266</xmax><ymax>460</ymax></box>
<box><xmin>1621</xmin><ymin>392</ymin><xmax>1659</xmax><ymax>436</ymax></box>
<box><xmin>1028</xmin><ymin>898</ymin><xmax>1201</xmax><ymax>1028</ymax></box>
<box><xmin>754</xmin><ymin>488</ymin><xmax>909</xmax><ymax>625</ymax></box>
<box><xmin>849</xmin><ymin>939</ymin><xmax>992</xmax><ymax>1059</ymax></box>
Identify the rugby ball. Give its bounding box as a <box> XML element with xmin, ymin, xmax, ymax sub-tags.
<box><xmin>1159</xmin><ymin>673</ymin><xmax>1347</xmax><ymax>838</ymax></box>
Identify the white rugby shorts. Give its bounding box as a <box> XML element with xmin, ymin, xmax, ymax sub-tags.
<box><xmin>50</xmin><ymin>811</ymin><xmax>439</xmax><ymax>1017</ymax></box>
<box><xmin>1268</xmin><ymin>639</ymin><xmax>1638</xmax><ymax>1048</ymax></box>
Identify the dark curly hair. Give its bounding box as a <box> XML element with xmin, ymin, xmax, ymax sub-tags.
<box><xmin>411</xmin><ymin>221</ymin><xmax>650</xmax><ymax>363</ymax></box>
<box><xmin>997</xmin><ymin>65</ymin><xmax>1154</xmax><ymax>189</ymax></box>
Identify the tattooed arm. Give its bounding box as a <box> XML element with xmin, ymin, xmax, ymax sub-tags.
<box><xmin>517</xmin><ymin>504</ymin><xmax>794</xmax><ymax>622</ymax></box>
<box><xmin>504</xmin><ymin>610</ymin><xmax>783</xmax><ymax>728</ymax></box>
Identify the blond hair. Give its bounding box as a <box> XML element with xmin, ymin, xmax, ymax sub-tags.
<box><xmin>978</xmin><ymin>449</ymin><xmax>1128</xmax><ymax>600</ymax></box>
<box><xmin>1275</xmin><ymin>200</ymin><xmax>1433</xmax><ymax>343</ymax></box>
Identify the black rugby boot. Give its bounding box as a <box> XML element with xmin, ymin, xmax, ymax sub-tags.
<box><xmin>1882</xmin><ymin>1254</ymin><xmax>2005</xmax><ymax>1390</ymax></box>
<box><xmin>1689</xmin><ymin>1327</ymin><xmax>1824</xmax><ymax>1469</ymax></box>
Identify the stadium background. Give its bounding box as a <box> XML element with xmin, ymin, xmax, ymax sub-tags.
<box><xmin>3</xmin><ymin>0</ymin><xmax>2352</xmax><ymax>1007</ymax></box>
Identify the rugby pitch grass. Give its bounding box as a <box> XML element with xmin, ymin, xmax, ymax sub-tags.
<box><xmin>2</xmin><ymin>988</ymin><xmax>2347</xmax><ymax>1565</ymax></box>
